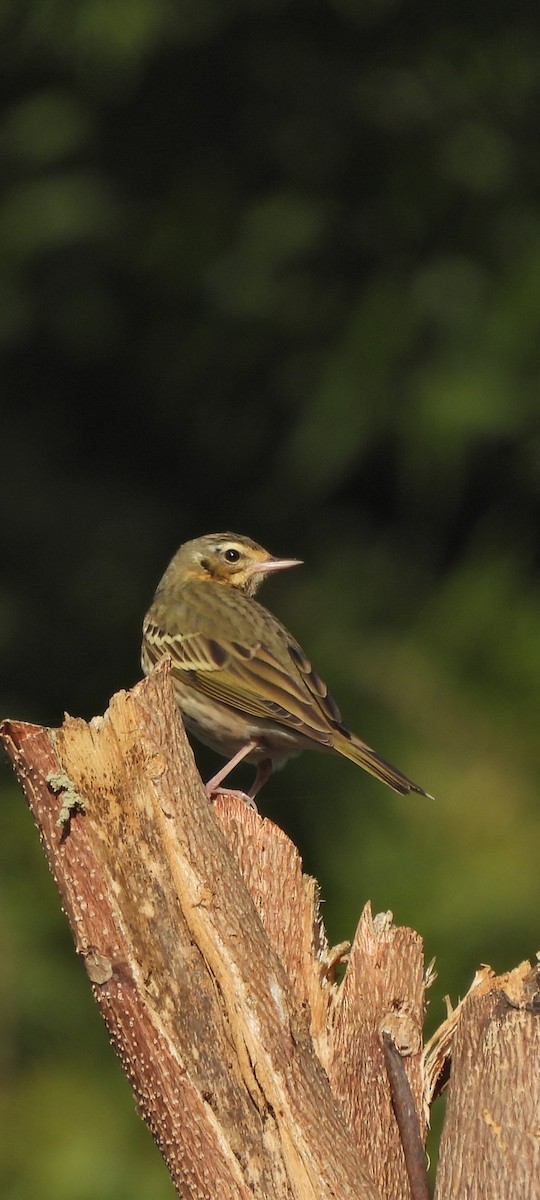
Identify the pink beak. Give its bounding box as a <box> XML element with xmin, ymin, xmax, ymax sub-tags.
<box><xmin>250</xmin><ymin>557</ymin><xmax>303</xmax><ymax>575</ymax></box>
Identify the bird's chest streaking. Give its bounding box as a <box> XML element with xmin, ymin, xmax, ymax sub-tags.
<box><xmin>165</xmin><ymin>670</ymin><xmax>307</xmax><ymax>765</ymax></box>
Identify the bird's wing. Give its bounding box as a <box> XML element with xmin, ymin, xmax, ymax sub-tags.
<box><xmin>143</xmin><ymin>618</ymin><xmax>347</xmax><ymax>748</ymax></box>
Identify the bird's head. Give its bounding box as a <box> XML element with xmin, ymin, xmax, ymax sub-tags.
<box><xmin>168</xmin><ymin>533</ymin><xmax>301</xmax><ymax>596</ymax></box>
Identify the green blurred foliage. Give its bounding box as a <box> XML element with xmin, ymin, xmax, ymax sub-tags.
<box><xmin>1</xmin><ymin>0</ymin><xmax>540</xmax><ymax>1194</ymax></box>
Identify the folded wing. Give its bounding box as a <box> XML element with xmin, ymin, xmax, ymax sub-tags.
<box><xmin>142</xmin><ymin>618</ymin><xmax>349</xmax><ymax>750</ymax></box>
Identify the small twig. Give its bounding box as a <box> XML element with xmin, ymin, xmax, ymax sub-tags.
<box><xmin>382</xmin><ymin>1030</ymin><xmax>431</xmax><ymax>1200</ymax></box>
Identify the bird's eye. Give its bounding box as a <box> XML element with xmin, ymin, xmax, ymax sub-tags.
<box><xmin>224</xmin><ymin>547</ymin><xmax>240</xmax><ymax>563</ymax></box>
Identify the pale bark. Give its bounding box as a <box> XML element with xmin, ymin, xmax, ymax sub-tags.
<box><xmin>2</xmin><ymin>661</ymin><xmax>538</xmax><ymax>1199</ymax></box>
<box><xmin>1</xmin><ymin>664</ymin><xmax>390</xmax><ymax>1199</ymax></box>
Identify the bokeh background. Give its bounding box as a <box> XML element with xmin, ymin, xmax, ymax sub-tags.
<box><xmin>1</xmin><ymin>1</ymin><xmax>540</xmax><ymax>1195</ymax></box>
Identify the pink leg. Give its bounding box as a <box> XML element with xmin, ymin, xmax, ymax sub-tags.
<box><xmin>205</xmin><ymin>744</ymin><xmax>273</xmax><ymax>811</ymax></box>
<box><xmin>248</xmin><ymin>758</ymin><xmax>273</xmax><ymax>800</ymax></box>
<box><xmin>205</xmin><ymin>740</ymin><xmax>259</xmax><ymax>797</ymax></box>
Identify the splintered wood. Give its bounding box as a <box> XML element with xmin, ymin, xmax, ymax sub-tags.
<box><xmin>433</xmin><ymin>961</ymin><xmax>540</xmax><ymax>1200</ymax></box>
<box><xmin>2</xmin><ymin>661</ymin><xmax>539</xmax><ymax>1200</ymax></box>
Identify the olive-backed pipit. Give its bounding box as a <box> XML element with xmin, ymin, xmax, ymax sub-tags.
<box><xmin>142</xmin><ymin>533</ymin><xmax>432</xmax><ymax>804</ymax></box>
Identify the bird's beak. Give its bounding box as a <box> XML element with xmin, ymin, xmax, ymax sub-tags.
<box><xmin>250</xmin><ymin>557</ymin><xmax>303</xmax><ymax>575</ymax></box>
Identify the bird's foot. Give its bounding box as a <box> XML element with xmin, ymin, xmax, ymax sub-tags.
<box><xmin>206</xmin><ymin>784</ymin><xmax>258</xmax><ymax>812</ymax></box>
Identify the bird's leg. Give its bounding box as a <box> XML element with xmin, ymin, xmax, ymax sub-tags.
<box><xmin>248</xmin><ymin>757</ymin><xmax>273</xmax><ymax>800</ymax></box>
<box><xmin>205</xmin><ymin>740</ymin><xmax>260</xmax><ymax>808</ymax></box>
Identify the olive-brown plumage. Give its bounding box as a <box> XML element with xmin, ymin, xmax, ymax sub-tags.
<box><xmin>142</xmin><ymin>533</ymin><xmax>431</xmax><ymax>803</ymax></box>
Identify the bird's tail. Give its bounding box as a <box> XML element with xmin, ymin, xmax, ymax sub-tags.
<box><xmin>334</xmin><ymin>732</ymin><xmax>433</xmax><ymax>799</ymax></box>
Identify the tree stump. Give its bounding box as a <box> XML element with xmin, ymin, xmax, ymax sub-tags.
<box><xmin>1</xmin><ymin>662</ymin><xmax>538</xmax><ymax>1199</ymax></box>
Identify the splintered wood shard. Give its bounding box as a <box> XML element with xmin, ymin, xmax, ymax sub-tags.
<box><xmin>433</xmin><ymin>961</ymin><xmax>540</xmax><ymax>1200</ymax></box>
<box><xmin>329</xmin><ymin>905</ymin><xmax>426</xmax><ymax>1200</ymax></box>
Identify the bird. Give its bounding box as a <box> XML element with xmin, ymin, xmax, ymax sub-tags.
<box><xmin>141</xmin><ymin>532</ymin><xmax>432</xmax><ymax>805</ymax></box>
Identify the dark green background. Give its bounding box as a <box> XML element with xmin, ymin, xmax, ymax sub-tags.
<box><xmin>1</xmin><ymin>1</ymin><xmax>539</xmax><ymax>1195</ymax></box>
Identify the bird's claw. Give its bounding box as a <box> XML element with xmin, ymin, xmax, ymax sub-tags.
<box><xmin>206</xmin><ymin>784</ymin><xmax>258</xmax><ymax>812</ymax></box>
